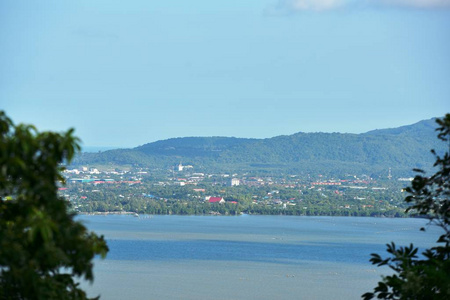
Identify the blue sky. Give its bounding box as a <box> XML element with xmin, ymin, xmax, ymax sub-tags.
<box><xmin>1</xmin><ymin>0</ymin><xmax>449</xmax><ymax>148</ymax></box>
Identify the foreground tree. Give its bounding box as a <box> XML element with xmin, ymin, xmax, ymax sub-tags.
<box><xmin>363</xmin><ymin>114</ymin><xmax>450</xmax><ymax>299</ymax></box>
<box><xmin>0</xmin><ymin>112</ymin><xmax>108</xmax><ymax>299</ymax></box>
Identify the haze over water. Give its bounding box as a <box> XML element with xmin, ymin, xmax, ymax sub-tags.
<box><xmin>80</xmin><ymin>215</ymin><xmax>440</xmax><ymax>299</ymax></box>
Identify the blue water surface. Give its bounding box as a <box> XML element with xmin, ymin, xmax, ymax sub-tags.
<box><xmin>78</xmin><ymin>215</ymin><xmax>441</xmax><ymax>300</ymax></box>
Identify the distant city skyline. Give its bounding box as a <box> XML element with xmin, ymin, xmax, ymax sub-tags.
<box><xmin>1</xmin><ymin>0</ymin><xmax>449</xmax><ymax>148</ymax></box>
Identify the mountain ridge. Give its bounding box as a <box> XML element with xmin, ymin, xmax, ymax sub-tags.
<box><xmin>363</xmin><ymin>118</ymin><xmax>438</xmax><ymax>136</ymax></box>
<box><xmin>74</xmin><ymin>117</ymin><xmax>444</xmax><ymax>176</ymax></box>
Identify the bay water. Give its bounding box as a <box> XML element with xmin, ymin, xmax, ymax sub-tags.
<box><xmin>79</xmin><ymin>215</ymin><xmax>440</xmax><ymax>299</ymax></box>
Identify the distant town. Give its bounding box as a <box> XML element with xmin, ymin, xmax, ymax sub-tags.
<box><xmin>61</xmin><ymin>163</ymin><xmax>414</xmax><ymax>217</ymax></box>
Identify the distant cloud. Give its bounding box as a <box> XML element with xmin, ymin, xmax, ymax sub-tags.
<box><xmin>285</xmin><ymin>0</ymin><xmax>345</xmax><ymax>11</ymax></box>
<box><xmin>277</xmin><ymin>0</ymin><xmax>450</xmax><ymax>11</ymax></box>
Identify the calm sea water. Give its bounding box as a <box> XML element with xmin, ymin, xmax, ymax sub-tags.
<box><xmin>78</xmin><ymin>215</ymin><xmax>441</xmax><ymax>300</ymax></box>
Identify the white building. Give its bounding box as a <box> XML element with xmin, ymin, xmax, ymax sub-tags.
<box><xmin>230</xmin><ymin>178</ymin><xmax>240</xmax><ymax>186</ymax></box>
<box><xmin>89</xmin><ymin>168</ymin><xmax>100</xmax><ymax>174</ymax></box>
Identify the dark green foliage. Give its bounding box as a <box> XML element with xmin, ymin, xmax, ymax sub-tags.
<box><xmin>363</xmin><ymin>114</ymin><xmax>450</xmax><ymax>300</ymax></box>
<box><xmin>73</xmin><ymin>118</ymin><xmax>443</xmax><ymax>176</ymax></box>
<box><xmin>0</xmin><ymin>112</ymin><xmax>108</xmax><ymax>300</ymax></box>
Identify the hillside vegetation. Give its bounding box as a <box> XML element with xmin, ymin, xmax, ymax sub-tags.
<box><xmin>73</xmin><ymin>118</ymin><xmax>443</xmax><ymax>176</ymax></box>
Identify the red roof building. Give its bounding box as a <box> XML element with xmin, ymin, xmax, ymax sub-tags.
<box><xmin>208</xmin><ymin>197</ymin><xmax>225</xmax><ymax>204</ymax></box>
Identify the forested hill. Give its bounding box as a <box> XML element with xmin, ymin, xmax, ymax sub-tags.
<box><xmin>73</xmin><ymin>118</ymin><xmax>444</xmax><ymax>176</ymax></box>
<box><xmin>364</xmin><ymin>118</ymin><xmax>439</xmax><ymax>138</ymax></box>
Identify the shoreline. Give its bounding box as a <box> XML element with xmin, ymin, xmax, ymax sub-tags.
<box><xmin>75</xmin><ymin>211</ymin><xmax>424</xmax><ymax>219</ymax></box>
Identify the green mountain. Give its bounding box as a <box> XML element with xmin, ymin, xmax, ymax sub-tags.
<box><xmin>73</xmin><ymin>118</ymin><xmax>444</xmax><ymax>176</ymax></box>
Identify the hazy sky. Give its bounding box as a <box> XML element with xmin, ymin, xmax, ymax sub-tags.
<box><xmin>1</xmin><ymin>0</ymin><xmax>449</xmax><ymax>148</ymax></box>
